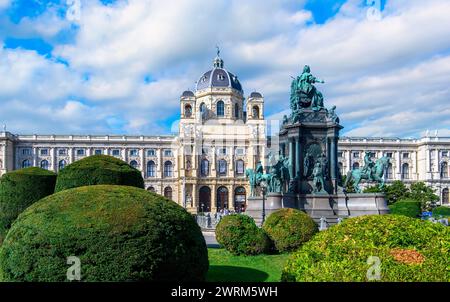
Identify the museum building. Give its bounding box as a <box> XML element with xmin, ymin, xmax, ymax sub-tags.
<box><xmin>1</xmin><ymin>54</ymin><xmax>449</xmax><ymax>212</ymax></box>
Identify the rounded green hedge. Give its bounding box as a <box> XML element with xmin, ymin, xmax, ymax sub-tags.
<box><xmin>55</xmin><ymin>155</ymin><xmax>144</xmax><ymax>192</ymax></box>
<box><xmin>388</xmin><ymin>199</ymin><xmax>422</xmax><ymax>218</ymax></box>
<box><xmin>0</xmin><ymin>185</ymin><xmax>209</xmax><ymax>281</ymax></box>
<box><xmin>0</xmin><ymin>167</ymin><xmax>56</xmax><ymax>243</ymax></box>
<box><xmin>215</xmin><ymin>214</ymin><xmax>271</xmax><ymax>256</ymax></box>
<box><xmin>433</xmin><ymin>206</ymin><xmax>450</xmax><ymax>217</ymax></box>
<box><xmin>282</xmin><ymin>215</ymin><xmax>450</xmax><ymax>282</ymax></box>
<box><xmin>263</xmin><ymin>208</ymin><xmax>318</xmax><ymax>253</ymax></box>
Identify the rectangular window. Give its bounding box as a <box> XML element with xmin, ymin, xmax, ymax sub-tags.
<box><xmin>218</xmin><ymin>160</ymin><xmax>227</xmax><ymax>176</ymax></box>
<box><xmin>235</xmin><ymin>148</ymin><xmax>245</xmax><ymax>155</ymax></box>
<box><xmin>95</xmin><ymin>149</ymin><xmax>103</xmax><ymax>155</ymax></box>
<box><xmin>164</xmin><ymin>150</ymin><xmax>172</xmax><ymax>157</ymax></box>
<box><xmin>202</xmin><ymin>148</ymin><xmax>209</xmax><ymax>155</ymax></box>
<box><xmin>22</xmin><ymin>148</ymin><xmax>31</xmax><ymax>156</ymax></box>
<box><xmin>442</xmin><ymin>151</ymin><xmax>448</xmax><ymax>158</ymax></box>
<box><xmin>337</xmin><ymin>152</ymin><xmax>343</xmax><ymax>158</ymax></box>
<box><xmin>403</xmin><ymin>153</ymin><xmax>410</xmax><ymax>159</ymax></box>
<box><xmin>58</xmin><ymin>149</ymin><xmax>66</xmax><ymax>156</ymax></box>
<box><xmin>218</xmin><ymin>148</ymin><xmax>227</xmax><ymax>155</ymax></box>
<box><xmin>353</xmin><ymin>152</ymin><xmax>360</xmax><ymax>159</ymax></box>
<box><xmin>112</xmin><ymin>149</ymin><xmax>120</xmax><ymax>157</ymax></box>
<box><xmin>40</xmin><ymin>149</ymin><xmax>48</xmax><ymax>156</ymax></box>
<box><xmin>236</xmin><ymin>160</ymin><xmax>245</xmax><ymax>175</ymax></box>
<box><xmin>76</xmin><ymin>149</ymin><xmax>85</xmax><ymax>156</ymax></box>
<box><xmin>147</xmin><ymin>149</ymin><xmax>155</xmax><ymax>156</ymax></box>
<box><xmin>385</xmin><ymin>152</ymin><xmax>393</xmax><ymax>158</ymax></box>
<box><xmin>130</xmin><ymin>149</ymin><xmax>138</xmax><ymax>157</ymax></box>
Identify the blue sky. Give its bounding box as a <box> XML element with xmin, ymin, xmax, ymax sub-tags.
<box><xmin>0</xmin><ymin>0</ymin><xmax>449</xmax><ymax>137</ymax></box>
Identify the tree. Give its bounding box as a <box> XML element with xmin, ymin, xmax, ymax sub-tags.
<box><xmin>409</xmin><ymin>182</ymin><xmax>439</xmax><ymax>211</ymax></box>
<box><xmin>384</xmin><ymin>181</ymin><xmax>410</xmax><ymax>205</ymax></box>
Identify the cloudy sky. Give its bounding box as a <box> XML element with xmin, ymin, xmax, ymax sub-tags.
<box><xmin>0</xmin><ymin>0</ymin><xmax>449</xmax><ymax>138</ymax></box>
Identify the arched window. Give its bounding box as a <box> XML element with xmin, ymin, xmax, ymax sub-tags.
<box><xmin>218</xmin><ymin>160</ymin><xmax>227</xmax><ymax>176</ymax></box>
<box><xmin>22</xmin><ymin>159</ymin><xmax>31</xmax><ymax>169</ymax></box>
<box><xmin>40</xmin><ymin>160</ymin><xmax>49</xmax><ymax>170</ymax></box>
<box><xmin>252</xmin><ymin>106</ymin><xmax>259</xmax><ymax>119</ymax></box>
<box><xmin>130</xmin><ymin>160</ymin><xmax>138</xmax><ymax>169</ymax></box>
<box><xmin>58</xmin><ymin>160</ymin><xmax>66</xmax><ymax>171</ymax></box>
<box><xmin>200</xmin><ymin>159</ymin><xmax>209</xmax><ymax>176</ymax></box>
<box><xmin>217</xmin><ymin>100</ymin><xmax>225</xmax><ymax>117</ymax></box>
<box><xmin>184</xmin><ymin>104</ymin><xmax>192</xmax><ymax>118</ymax></box>
<box><xmin>200</xmin><ymin>102</ymin><xmax>206</xmax><ymax>118</ymax></box>
<box><xmin>147</xmin><ymin>161</ymin><xmax>156</xmax><ymax>177</ymax></box>
<box><xmin>442</xmin><ymin>188</ymin><xmax>449</xmax><ymax>205</ymax></box>
<box><xmin>352</xmin><ymin>162</ymin><xmax>360</xmax><ymax>170</ymax></box>
<box><xmin>164</xmin><ymin>187</ymin><xmax>173</xmax><ymax>200</ymax></box>
<box><xmin>147</xmin><ymin>186</ymin><xmax>156</xmax><ymax>193</ymax></box>
<box><xmin>234</xmin><ymin>186</ymin><xmax>246</xmax><ymax>212</ymax></box>
<box><xmin>441</xmin><ymin>162</ymin><xmax>448</xmax><ymax>179</ymax></box>
<box><xmin>236</xmin><ymin>160</ymin><xmax>245</xmax><ymax>175</ymax></box>
<box><xmin>401</xmin><ymin>163</ymin><xmax>410</xmax><ymax>180</ymax></box>
<box><xmin>234</xmin><ymin>104</ymin><xmax>239</xmax><ymax>118</ymax></box>
<box><xmin>164</xmin><ymin>161</ymin><xmax>173</xmax><ymax>178</ymax></box>
<box><xmin>387</xmin><ymin>163</ymin><xmax>393</xmax><ymax>179</ymax></box>
<box><xmin>217</xmin><ymin>186</ymin><xmax>228</xmax><ymax>211</ymax></box>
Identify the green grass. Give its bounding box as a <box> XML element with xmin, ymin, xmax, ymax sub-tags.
<box><xmin>207</xmin><ymin>248</ymin><xmax>290</xmax><ymax>282</ymax></box>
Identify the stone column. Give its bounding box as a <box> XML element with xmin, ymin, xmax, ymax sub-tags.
<box><xmin>330</xmin><ymin>137</ymin><xmax>337</xmax><ymax>180</ymax></box>
<box><xmin>33</xmin><ymin>147</ymin><xmax>38</xmax><ymax>167</ymax></box>
<box><xmin>211</xmin><ymin>184</ymin><xmax>217</xmax><ymax>213</ymax></box>
<box><xmin>50</xmin><ymin>147</ymin><xmax>56</xmax><ymax>172</ymax></box>
<box><xmin>396</xmin><ymin>151</ymin><xmax>401</xmax><ymax>179</ymax></box>
<box><xmin>192</xmin><ymin>183</ymin><xmax>198</xmax><ymax>212</ymax></box>
<box><xmin>295</xmin><ymin>137</ymin><xmax>301</xmax><ymax>178</ymax></box>
<box><xmin>289</xmin><ymin>138</ymin><xmax>295</xmax><ymax>179</ymax></box>
<box><xmin>140</xmin><ymin>148</ymin><xmax>145</xmax><ymax>178</ymax></box>
<box><xmin>68</xmin><ymin>147</ymin><xmax>73</xmax><ymax>164</ymax></box>
<box><xmin>157</xmin><ymin>149</ymin><xmax>162</xmax><ymax>179</ymax></box>
<box><xmin>228</xmin><ymin>185</ymin><xmax>234</xmax><ymax>210</ymax></box>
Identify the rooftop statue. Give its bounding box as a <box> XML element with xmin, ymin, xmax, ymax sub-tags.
<box><xmin>344</xmin><ymin>155</ymin><xmax>390</xmax><ymax>193</ymax></box>
<box><xmin>290</xmin><ymin>65</ymin><xmax>325</xmax><ymax>114</ymax></box>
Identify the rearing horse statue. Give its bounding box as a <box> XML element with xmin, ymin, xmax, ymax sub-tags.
<box><xmin>344</xmin><ymin>156</ymin><xmax>390</xmax><ymax>193</ymax></box>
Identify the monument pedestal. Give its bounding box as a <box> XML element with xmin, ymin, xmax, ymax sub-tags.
<box><xmin>345</xmin><ymin>193</ymin><xmax>389</xmax><ymax>216</ymax></box>
<box><xmin>246</xmin><ymin>193</ymin><xmax>284</xmax><ymax>226</ymax></box>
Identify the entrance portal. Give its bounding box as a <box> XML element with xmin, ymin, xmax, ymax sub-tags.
<box><xmin>199</xmin><ymin>186</ymin><xmax>211</xmax><ymax>212</ymax></box>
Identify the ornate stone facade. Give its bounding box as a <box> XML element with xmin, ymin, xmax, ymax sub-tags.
<box><xmin>0</xmin><ymin>55</ymin><xmax>449</xmax><ymax>209</ymax></box>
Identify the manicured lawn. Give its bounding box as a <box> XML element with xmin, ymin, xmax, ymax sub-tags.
<box><xmin>207</xmin><ymin>248</ymin><xmax>290</xmax><ymax>282</ymax></box>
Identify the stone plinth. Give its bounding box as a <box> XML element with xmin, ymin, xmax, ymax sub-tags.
<box><xmin>345</xmin><ymin>193</ymin><xmax>389</xmax><ymax>216</ymax></box>
<box><xmin>298</xmin><ymin>194</ymin><xmax>336</xmax><ymax>218</ymax></box>
<box><xmin>246</xmin><ymin>193</ymin><xmax>284</xmax><ymax>226</ymax></box>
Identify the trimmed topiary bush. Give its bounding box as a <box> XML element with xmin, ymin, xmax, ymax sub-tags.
<box><xmin>0</xmin><ymin>167</ymin><xmax>56</xmax><ymax>243</ymax></box>
<box><xmin>0</xmin><ymin>185</ymin><xmax>208</xmax><ymax>281</ymax></box>
<box><xmin>433</xmin><ymin>206</ymin><xmax>450</xmax><ymax>217</ymax></box>
<box><xmin>215</xmin><ymin>214</ymin><xmax>271</xmax><ymax>256</ymax></box>
<box><xmin>388</xmin><ymin>199</ymin><xmax>422</xmax><ymax>218</ymax></box>
<box><xmin>55</xmin><ymin>155</ymin><xmax>144</xmax><ymax>192</ymax></box>
<box><xmin>263</xmin><ymin>208</ymin><xmax>318</xmax><ymax>253</ymax></box>
<box><xmin>282</xmin><ymin>215</ymin><xmax>450</xmax><ymax>282</ymax></box>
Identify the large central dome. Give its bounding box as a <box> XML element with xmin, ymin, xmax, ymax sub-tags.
<box><xmin>195</xmin><ymin>52</ymin><xmax>243</xmax><ymax>93</ymax></box>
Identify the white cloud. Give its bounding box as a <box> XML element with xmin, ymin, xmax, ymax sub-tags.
<box><xmin>0</xmin><ymin>0</ymin><xmax>449</xmax><ymax>137</ymax></box>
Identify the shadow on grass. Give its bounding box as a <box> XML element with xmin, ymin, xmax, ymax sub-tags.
<box><xmin>207</xmin><ymin>265</ymin><xmax>269</xmax><ymax>282</ymax></box>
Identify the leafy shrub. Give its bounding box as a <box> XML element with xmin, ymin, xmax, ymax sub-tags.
<box><xmin>433</xmin><ymin>206</ymin><xmax>450</xmax><ymax>217</ymax></box>
<box><xmin>0</xmin><ymin>167</ymin><xmax>56</xmax><ymax>243</ymax></box>
<box><xmin>388</xmin><ymin>199</ymin><xmax>422</xmax><ymax>218</ymax></box>
<box><xmin>0</xmin><ymin>185</ymin><xmax>208</xmax><ymax>281</ymax></box>
<box><xmin>262</xmin><ymin>209</ymin><xmax>318</xmax><ymax>253</ymax></box>
<box><xmin>55</xmin><ymin>155</ymin><xmax>144</xmax><ymax>192</ymax></box>
<box><xmin>282</xmin><ymin>215</ymin><xmax>449</xmax><ymax>282</ymax></box>
<box><xmin>216</xmin><ymin>214</ymin><xmax>271</xmax><ymax>256</ymax></box>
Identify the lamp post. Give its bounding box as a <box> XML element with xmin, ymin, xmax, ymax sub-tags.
<box><xmin>260</xmin><ymin>180</ymin><xmax>268</xmax><ymax>224</ymax></box>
